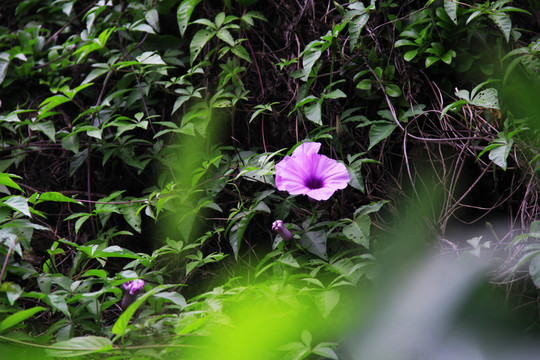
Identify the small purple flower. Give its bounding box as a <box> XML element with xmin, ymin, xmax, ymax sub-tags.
<box><xmin>275</xmin><ymin>142</ymin><xmax>350</xmax><ymax>201</ymax></box>
<box><xmin>272</xmin><ymin>220</ymin><xmax>293</xmax><ymax>241</ymax></box>
<box><xmin>121</xmin><ymin>279</ymin><xmax>145</xmax><ymax>309</ymax></box>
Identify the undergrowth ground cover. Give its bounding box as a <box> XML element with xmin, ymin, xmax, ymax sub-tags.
<box><xmin>1</xmin><ymin>0</ymin><xmax>540</xmax><ymax>358</ymax></box>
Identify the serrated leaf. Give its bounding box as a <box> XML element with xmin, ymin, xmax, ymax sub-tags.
<box><xmin>0</xmin><ymin>306</ymin><xmax>46</xmax><ymax>332</ymax></box>
<box><xmin>46</xmin><ymin>336</ymin><xmax>113</xmax><ymax>358</ymax></box>
<box><xmin>343</xmin><ymin>214</ymin><xmax>371</xmax><ymax>248</ymax></box>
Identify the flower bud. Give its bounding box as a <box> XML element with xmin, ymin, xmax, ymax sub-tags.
<box><xmin>272</xmin><ymin>220</ymin><xmax>293</xmax><ymax>241</ymax></box>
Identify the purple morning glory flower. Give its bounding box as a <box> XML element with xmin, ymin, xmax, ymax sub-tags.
<box><xmin>275</xmin><ymin>142</ymin><xmax>350</xmax><ymax>201</ymax></box>
<box><xmin>123</xmin><ymin>279</ymin><xmax>145</xmax><ymax>294</ymax></box>
<box><xmin>272</xmin><ymin>220</ymin><xmax>293</xmax><ymax>241</ymax></box>
<box><xmin>121</xmin><ymin>279</ymin><xmax>145</xmax><ymax>309</ymax></box>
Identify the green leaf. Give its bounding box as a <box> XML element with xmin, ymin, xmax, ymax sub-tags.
<box><xmin>177</xmin><ymin>0</ymin><xmax>202</xmax><ymax>36</ymax></box>
<box><xmin>488</xmin><ymin>137</ymin><xmax>513</xmax><ymax>170</ymax></box>
<box><xmin>229</xmin><ymin>212</ymin><xmax>256</xmax><ymax>259</ymax></box>
<box><xmin>312</xmin><ymin>345</ymin><xmax>339</xmax><ymax>360</ymax></box>
<box><xmin>299</xmin><ymin>230</ymin><xmax>327</xmax><ymax>259</ymax></box>
<box><xmin>136</xmin><ymin>51</ymin><xmax>166</xmax><ymax>65</ymax></box>
<box><xmin>33</xmin><ymin>192</ymin><xmax>82</xmax><ymax>205</ymax></box>
<box><xmin>190</xmin><ymin>29</ymin><xmax>215</xmax><ymax>64</ymax></box>
<box><xmin>425</xmin><ymin>56</ymin><xmax>439</xmax><ymax>68</ymax></box>
<box><xmin>3</xmin><ymin>195</ymin><xmax>31</xmax><ymax>217</ymax></box>
<box><xmin>343</xmin><ymin>214</ymin><xmax>371</xmax><ymax>248</ymax></box>
<box><xmin>0</xmin><ymin>173</ymin><xmax>22</xmax><ymax>191</ymax></box>
<box><xmin>29</xmin><ymin>121</ymin><xmax>56</xmax><ymax>142</ymax></box>
<box><xmin>444</xmin><ymin>0</ymin><xmax>458</xmax><ymax>24</ymax></box>
<box><xmin>368</xmin><ymin>122</ymin><xmax>397</xmax><ymax>150</ymax></box>
<box><xmin>470</xmin><ymin>88</ymin><xmax>500</xmax><ymax>109</ymax></box>
<box><xmin>46</xmin><ymin>336</ymin><xmax>113</xmax><ymax>358</ymax></box>
<box><xmin>490</xmin><ymin>12</ymin><xmax>511</xmax><ymax>42</ymax></box>
<box><xmin>384</xmin><ymin>83</ymin><xmax>402</xmax><ymax>97</ymax></box>
<box><xmin>313</xmin><ymin>289</ymin><xmax>340</xmax><ymax>318</ymax></box>
<box><xmin>403</xmin><ymin>49</ymin><xmax>419</xmax><ymax>61</ymax></box>
<box><xmin>304</xmin><ymin>101</ymin><xmax>322</xmax><ymax>125</ymax></box>
<box><xmin>0</xmin><ymin>306</ymin><xmax>46</xmax><ymax>332</ymax></box>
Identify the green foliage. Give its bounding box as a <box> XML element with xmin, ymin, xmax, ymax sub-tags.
<box><xmin>0</xmin><ymin>0</ymin><xmax>539</xmax><ymax>358</ymax></box>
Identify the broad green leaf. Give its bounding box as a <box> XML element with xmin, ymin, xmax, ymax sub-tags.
<box><xmin>490</xmin><ymin>12</ymin><xmax>511</xmax><ymax>42</ymax></box>
<box><xmin>46</xmin><ymin>336</ymin><xmax>113</xmax><ymax>358</ymax></box>
<box><xmin>152</xmin><ymin>292</ymin><xmax>187</xmax><ymax>308</ymax></box>
<box><xmin>190</xmin><ymin>29</ymin><xmax>215</xmax><ymax>64</ymax></box>
<box><xmin>0</xmin><ymin>306</ymin><xmax>46</xmax><ymax>332</ymax></box>
<box><xmin>425</xmin><ymin>56</ymin><xmax>439</xmax><ymax>68</ymax></box>
<box><xmin>119</xmin><ymin>203</ymin><xmax>141</xmax><ymax>233</ymax></box>
<box><xmin>216</xmin><ymin>29</ymin><xmax>235</xmax><ymax>47</ymax></box>
<box><xmin>136</xmin><ymin>51</ymin><xmax>166</xmax><ymax>65</ymax></box>
<box><xmin>384</xmin><ymin>83</ymin><xmax>402</xmax><ymax>97</ymax></box>
<box><xmin>0</xmin><ymin>173</ymin><xmax>22</xmax><ymax>191</ymax></box>
<box><xmin>145</xmin><ymin>8</ymin><xmax>160</xmax><ymax>32</ymax></box>
<box><xmin>313</xmin><ymin>345</ymin><xmax>339</xmax><ymax>360</ymax></box>
<box><xmin>403</xmin><ymin>49</ymin><xmax>419</xmax><ymax>61</ymax></box>
<box><xmin>444</xmin><ymin>0</ymin><xmax>458</xmax><ymax>24</ymax></box>
<box><xmin>368</xmin><ymin>122</ymin><xmax>397</xmax><ymax>150</ymax></box>
<box><xmin>229</xmin><ymin>211</ymin><xmax>256</xmax><ymax>259</ymax></box>
<box><xmin>231</xmin><ymin>44</ymin><xmax>251</xmax><ymax>63</ymax></box>
<box><xmin>470</xmin><ymin>88</ymin><xmax>500</xmax><ymax>109</ymax></box>
<box><xmin>48</xmin><ymin>293</ymin><xmax>70</xmax><ymax>316</ymax></box>
<box><xmin>304</xmin><ymin>101</ymin><xmax>322</xmax><ymax>125</ymax></box>
<box><xmin>299</xmin><ymin>230</ymin><xmax>327</xmax><ymax>259</ymax></box>
<box><xmin>488</xmin><ymin>137</ymin><xmax>513</xmax><ymax>170</ymax></box>
<box><xmin>313</xmin><ymin>289</ymin><xmax>340</xmax><ymax>318</ymax></box>
<box><xmin>32</xmin><ymin>192</ymin><xmax>82</xmax><ymax>205</ymax></box>
<box><xmin>177</xmin><ymin>0</ymin><xmax>202</xmax><ymax>36</ymax></box>
<box><xmin>29</xmin><ymin>121</ymin><xmax>56</xmax><ymax>142</ymax></box>
<box><xmin>343</xmin><ymin>214</ymin><xmax>371</xmax><ymax>248</ymax></box>
<box><xmin>301</xmin><ymin>42</ymin><xmax>324</xmax><ymax>81</ymax></box>
<box><xmin>3</xmin><ymin>195</ymin><xmax>31</xmax><ymax>217</ymax></box>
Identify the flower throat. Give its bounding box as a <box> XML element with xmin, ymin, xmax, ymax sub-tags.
<box><xmin>305</xmin><ymin>177</ymin><xmax>323</xmax><ymax>190</ymax></box>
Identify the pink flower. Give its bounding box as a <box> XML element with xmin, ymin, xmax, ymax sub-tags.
<box><xmin>275</xmin><ymin>142</ymin><xmax>350</xmax><ymax>201</ymax></box>
<box><xmin>272</xmin><ymin>220</ymin><xmax>293</xmax><ymax>241</ymax></box>
<box><xmin>123</xmin><ymin>279</ymin><xmax>145</xmax><ymax>295</ymax></box>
